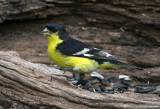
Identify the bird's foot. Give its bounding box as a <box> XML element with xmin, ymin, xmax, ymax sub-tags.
<box><xmin>69</xmin><ymin>73</ymin><xmax>85</xmax><ymax>85</ymax></box>
<box><xmin>75</xmin><ymin>73</ymin><xmax>85</xmax><ymax>85</ymax></box>
<box><xmin>68</xmin><ymin>73</ymin><xmax>80</xmax><ymax>84</ymax></box>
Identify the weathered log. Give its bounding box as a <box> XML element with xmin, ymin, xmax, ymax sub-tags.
<box><xmin>0</xmin><ymin>51</ymin><xmax>160</xmax><ymax>109</ymax></box>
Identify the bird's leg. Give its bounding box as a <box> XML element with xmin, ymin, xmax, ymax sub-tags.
<box><xmin>68</xmin><ymin>73</ymin><xmax>80</xmax><ymax>84</ymax></box>
<box><xmin>72</xmin><ymin>73</ymin><xmax>85</xmax><ymax>80</ymax></box>
<box><xmin>66</xmin><ymin>67</ymin><xmax>85</xmax><ymax>85</ymax></box>
<box><xmin>75</xmin><ymin>73</ymin><xmax>85</xmax><ymax>85</ymax></box>
<box><xmin>80</xmin><ymin>73</ymin><xmax>85</xmax><ymax>80</ymax></box>
<box><xmin>74</xmin><ymin>73</ymin><xmax>80</xmax><ymax>80</ymax></box>
<box><xmin>72</xmin><ymin>66</ymin><xmax>82</xmax><ymax>80</ymax></box>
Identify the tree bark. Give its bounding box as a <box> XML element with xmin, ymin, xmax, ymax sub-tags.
<box><xmin>0</xmin><ymin>51</ymin><xmax>160</xmax><ymax>109</ymax></box>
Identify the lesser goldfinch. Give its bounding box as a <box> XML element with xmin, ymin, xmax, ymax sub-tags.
<box><xmin>41</xmin><ymin>24</ymin><xmax>141</xmax><ymax>77</ymax></box>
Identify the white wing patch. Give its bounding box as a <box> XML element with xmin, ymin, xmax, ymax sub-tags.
<box><xmin>98</xmin><ymin>51</ymin><xmax>113</xmax><ymax>58</ymax></box>
<box><xmin>73</xmin><ymin>48</ymin><xmax>90</xmax><ymax>55</ymax></box>
<box><xmin>83</xmin><ymin>54</ymin><xmax>94</xmax><ymax>57</ymax></box>
<box><xmin>73</xmin><ymin>47</ymin><xmax>116</xmax><ymax>59</ymax></box>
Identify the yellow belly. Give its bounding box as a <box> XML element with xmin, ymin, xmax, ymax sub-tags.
<box><xmin>99</xmin><ymin>62</ymin><xmax>122</xmax><ymax>69</ymax></box>
<box><xmin>48</xmin><ymin>47</ymin><xmax>99</xmax><ymax>73</ymax></box>
<box><xmin>46</xmin><ymin>34</ymin><xmax>121</xmax><ymax>74</ymax></box>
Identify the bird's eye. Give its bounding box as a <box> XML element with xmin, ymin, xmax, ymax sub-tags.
<box><xmin>46</xmin><ymin>26</ymin><xmax>57</xmax><ymax>33</ymax></box>
<box><xmin>52</xmin><ymin>28</ymin><xmax>57</xmax><ymax>32</ymax></box>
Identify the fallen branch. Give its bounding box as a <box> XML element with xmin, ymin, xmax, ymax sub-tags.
<box><xmin>0</xmin><ymin>51</ymin><xmax>160</xmax><ymax>109</ymax></box>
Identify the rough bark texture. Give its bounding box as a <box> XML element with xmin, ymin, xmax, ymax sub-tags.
<box><xmin>0</xmin><ymin>51</ymin><xmax>160</xmax><ymax>109</ymax></box>
<box><xmin>0</xmin><ymin>0</ymin><xmax>160</xmax><ymax>108</ymax></box>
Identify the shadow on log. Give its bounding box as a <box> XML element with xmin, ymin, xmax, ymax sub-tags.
<box><xmin>0</xmin><ymin>51</ymin><xmax>160</xmax><ymax>109</ymax></box>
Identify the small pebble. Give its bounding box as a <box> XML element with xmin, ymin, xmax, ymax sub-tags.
<box><xmin>134</xmin><ymin>83</ymin><xmax>149</xmax><ymax>87</ymax></box>
<box><xmin>88</xmin><ymin>87</ymin><xmax>95</xmax><ymax>92</ymax></box>
<box><xmin>119</xmin><ymin>75</ymin><xmax>131</xmax><ymax>80</ymax></box>
<box><xmin>102</xmin><ymin>76</ymin><xmax>117</xmax><ymax>85</ymax></box>
<box><xmin>108</xmin><ymin>76</ymin><xmax>117</xmax><ymax>83</ymax></box>
<box><xmin>134</xmin><ymin>86</ymin><xmax>156</xmax><ymax>93</ymax></box>
<box><xmin>113</xmin><ymin>83</ymin><xmax>128</xmax><ymax>92</ymax></box>
<box><xmin>120</xmin><ymin>79</ymin><xmax>131</xmax><ymax>86</ymax></box>
<box><xmin>95</xmin><ymin>86</ymin><xmax>102</xmax><ymax>93</ymax></box>
<box><xmin>90</xmin><ymin>78</ymin><xmax>100</xmax><ymax>84</ymax></box>
<box><xmin>101</xmin><ymin>79</ymin><xmax>109</xmax><ymax>86</ymax></box>
<box><xmin>79</xmin><ymin>79</ymin><xmax>89</xmax><ymax>86</ymax></box>
<box><xmin>99</xmin><ymin>85</ymin><xmax>107</xmax><ymax>92</ymax></box>
<box><xmin>83</xmin><ymin>81</ymin><xmax>92</xmax><ymax>89</ymax></box>
<box><xmin>69</xmin><ymin>72</ymin><xmax>158</xmax><ymax>96</ymax></box>
<box><xmin>91</xmin><ymin>72</ymin><xmax>104</xmax><ymax>80</ymax></box>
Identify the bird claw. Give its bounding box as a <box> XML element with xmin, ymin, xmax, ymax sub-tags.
<box><xmin>68</xmin><ymin>73</ymin><xmax>85</xmax><ymax>85</ymax></box>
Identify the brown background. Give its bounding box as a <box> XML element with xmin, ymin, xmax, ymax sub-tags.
<box><xmin>0</xmin><ymin>0</ymin><xmax>160</xmax><ymax>83</ymax></box>
<box><xmin>0</xmin><ymin>0</ymin><xmax>160</xmax><ymax>108</ymax></box>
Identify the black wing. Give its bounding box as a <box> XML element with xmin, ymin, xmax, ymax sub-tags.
<box><xmin>56</xmin><ymin>38</ymin><xmax>116</xmax><ymax>60</ymax></box>
<box><xmin>56</xmin><ymin>38</ymin><xmax>142</xmax><ymax>69</ymax></box>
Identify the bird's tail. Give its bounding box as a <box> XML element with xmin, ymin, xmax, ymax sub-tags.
<box><xmin>119</xmin><ymin>62</ymin><xmax>142</xmax><ymax>70</ymax></box>
<box><xmin>98</xmin><ymin>59</ymin><xmax>142</xmax><ymax>70</ymax></box>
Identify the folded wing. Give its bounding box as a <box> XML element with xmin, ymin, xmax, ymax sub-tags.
<box><xmin>56</xmin><ymin>37</ymin><xmax>116</xmax><ymax>60</ymax></box>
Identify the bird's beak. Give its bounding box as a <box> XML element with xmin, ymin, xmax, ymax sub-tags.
<box><xmin>40</xmin><ymin>28</ymin><xmax>49</xmax><ymax>35</ymax></box>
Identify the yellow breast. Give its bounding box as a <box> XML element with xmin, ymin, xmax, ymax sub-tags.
<box><xmin>48</xmin><ymin>47</ymin><xmax>99</xmax><ymax>73</ymax></box>
<box><xmin>46</xmin><ymin>33</ymin><xmax>99</xmax><ymax>73</ymax></box>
